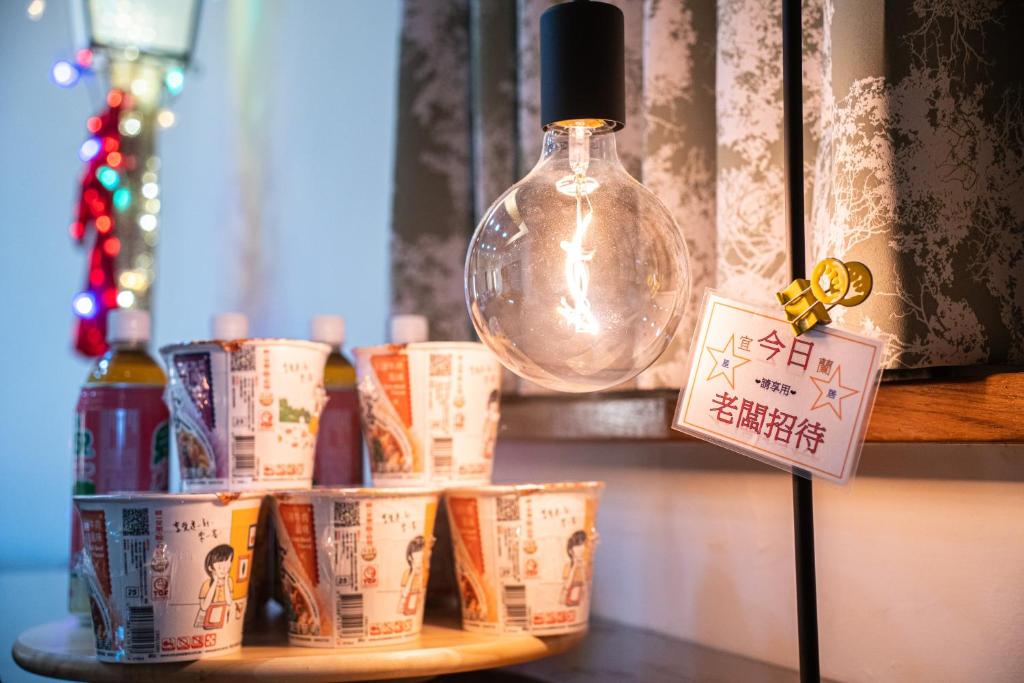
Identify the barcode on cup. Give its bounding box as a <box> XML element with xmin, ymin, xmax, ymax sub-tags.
<box><xmin>127</xmin><ymin>605</ymin><xmax>156</xmax><ymax>654</ymax></box>
<box><xmin>233</xmin><ymin>435</ymin><xmax>255</xmax><ymax>475</ymax></box>
<box><xmin>503</xmin><ymin>585</ymin><xmax>527</xmax><ymax>629</ymax></box>
<box><xmin>432</xmin><ymin>437</ymin><xmax>453</xmax><ymax>477</ymax></box>
<box><xmin>338</xmin><ymin>593</ymin><xmax>364</xmax><ymax>638</ymax></box>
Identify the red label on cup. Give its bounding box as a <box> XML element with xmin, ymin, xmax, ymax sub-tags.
<box><xmin>278</xmin><ymin>503</ymin><xmax>319</xmax><ymax>586</ymax></box>
<box><xmin>369</xmin><ymin>355</ymin><xmax>412</xmax><ymax>426</ymax></box>
<box><xmin>79</xmin><ymin>509</ymin><xmax>111</xmax><ymax>596</ymax></box>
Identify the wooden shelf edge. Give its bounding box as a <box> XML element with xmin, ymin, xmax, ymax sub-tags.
<box><xmin>508</xmin><ymin>617</ymin><xmax>808</xmax><ymax>683</ymax></box>
<box><xmin>498</xmin><ymin>371</ymin><xmax>1024</xmax><ymax>444</ymax></box>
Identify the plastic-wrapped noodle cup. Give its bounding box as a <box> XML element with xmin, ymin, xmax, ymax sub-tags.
<box><xmin>272</xmin><ymin>487</ymin><xmax>442</xmax><ymax>647</ymax></box>
<box><xmin>161</xmin><ymin>339</ymin><xmax>330</xmax><ymax>492</ymax></box>
<box><xmin>446</xmin><ymin>482</ymin><xmax>603</xmax><ymax>636</ymax></box>
<box><xmin>73</xmin><ymin>492</ymin><xmax>263</xmax><ymax>663</ymax></box>
<box><xmin>354</xmin><ymin>342</ymin><xmax>501</xmax><ymax>487</ymax></box>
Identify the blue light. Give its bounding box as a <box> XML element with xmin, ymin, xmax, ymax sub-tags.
<box><xmin>96</xmin><ymin>165</ymin><xmax>120</xmax><ymax>190</ymax></box>
<box><xmin>79</xmin><ymin>137</ymin><xmax>101</xmax><ymax>162</ymax></box>
<box><xmin>165</xmin><ymin>68</ymin><xmax>185</xmax><ymax>96</ymax></box>
<box><xmin>51</xmin><ymin>60</ymin><xmax>79</xmax><ymax>88</ymax></box>
<box><xmin>112</xmin><ymin>187</ymin><xmax>132</xmax><ymax>211</ymax></box>
<box><xmin>72</xmin><ymin>291</ymin><xmax>97</xmax><ymax>319</ymax></box>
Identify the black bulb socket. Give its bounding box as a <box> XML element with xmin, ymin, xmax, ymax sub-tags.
<box><xmin>540</xmin><ymin>0</ymin><xmax>626</xmax><ymax>131</ymax></box>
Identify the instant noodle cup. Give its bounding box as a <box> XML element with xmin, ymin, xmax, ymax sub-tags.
<box><xmin>161</xmin><ymin>339</ymin><xmax>330</xmax><ymax>492</ymax></box>
<box><xmin>354</xmin><ymin>342</ymin><xmax>501</xmax><ymax>487</ymax></box>
<box><xmin>272</xmin><ymin>487</ymin><xmax>441</xmax><ymax>647</ymax></box>
<box><xmin>446</xmin><ymin>482</ymin><xmax>603</xmax><ymax>636</ymax></box>
<box><xmin>73</xmin><ymin>492</ymin><xmax>263</xmax><ymax>663</ymax></box>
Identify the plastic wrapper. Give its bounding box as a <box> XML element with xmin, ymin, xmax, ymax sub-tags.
<box><xmin>354</xmin><ymin>342</ymin><xmax>501</xmax><ymax>487</ymax></box>
<box><xmin>73</xmin><ymin>492</ymin><xmax>263</xmax><ymax>663</ymax></box>
<box><xmin>161</xmin><ymin>339</ymin><xmax>330</xmax><ymax>492</ymax></box>
<box><xmin>271</xmin><ymin>487</ymin><xmax>441</xmax><ymax>647</ymax></box>
<box><xmin>445</xmin><ymin>482</ymin><xmax>603</xmax><ymax>635</ymax></box>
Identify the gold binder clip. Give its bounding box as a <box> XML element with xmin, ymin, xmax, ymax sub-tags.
<box><xmin>776</xmin><ymin>258</ymin><xmax>873</xmax><ymax>336</ymax></box>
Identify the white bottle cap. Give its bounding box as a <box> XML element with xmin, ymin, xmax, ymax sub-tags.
<box><xmin>311</xmin><ymin>314</ymin><xmax>346</xmax><ymax>346</ymax></box>
<box><xmin>212</xmin><ymin>312</ymin><xmax>249</xmax><ymax>340</ymax></box>
<box><xmin>390</xmin><ymin>314</ymin><xmax>428</xmax><ymax>344</ymax></box>
<box><xmin>108</xmin><ymin>309</ymin><xmax>151</xmax><ymax>344</ymax></box>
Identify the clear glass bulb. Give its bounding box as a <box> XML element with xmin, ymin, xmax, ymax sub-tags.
<box><xmin>465</xmin><ymin>122</ymin><xmax>690</xmax><ymax>392</ymax></box>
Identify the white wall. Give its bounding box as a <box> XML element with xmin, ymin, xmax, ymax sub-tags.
<box><xmin>494</xmin><ymin>441</ymin><xmax>1024</xmax><ymax>683</ymax></box>
<box><xmin>0</xmin><ymin>0</ymin><xmax>401</xmax><ymax>568</ymax></box>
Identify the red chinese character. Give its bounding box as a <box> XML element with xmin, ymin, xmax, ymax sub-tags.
<box><xmin>795</xmin><ymin>419</ymin><xmax>827</xmax><ymax>454</ymax></box>
<box><xmin>759</xmin><ymin>331</ymin><xmax>786</xmax><ymax>360</ymax></box>
<box><xmin>709</xmin><ymin>391</ymin><xmax>738</xmax><ymax>424</ymax></box>
<box><xmin>787</xmin><ymin>338</ymin><xmax>815</xmax><ymax>371</ymax></box>
<box><xmin>763</xmin><ymin>409</ymin><xmax>797</xmax><ymax>443</ymax></box>
<box><xmin>737</xmin><ymin>399</ymin><xmax>768</xmax><ymax>433</ymax></box>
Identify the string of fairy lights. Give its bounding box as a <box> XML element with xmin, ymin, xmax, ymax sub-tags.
<box><xmin>32</xmin><ymin>0</ymin><xmax>197</xmax><ymax>355</ymax></box>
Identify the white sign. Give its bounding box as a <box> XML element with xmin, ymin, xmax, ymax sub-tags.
<box><xmin>673</xmin><ymin>291</ymin><xmax>883</xmax><ymax>484</ymax></box>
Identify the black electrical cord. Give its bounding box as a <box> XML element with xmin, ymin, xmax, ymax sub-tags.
<box><xmin>782</xmin><ymin>0</ymin><xmax>821</xmax><ymax>679</ymax></box>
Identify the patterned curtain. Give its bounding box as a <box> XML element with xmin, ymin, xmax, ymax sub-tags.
<box><xmin>390</xmin><ymin>0</ymin><xmax>1023</xmax><ymax>390</ymax></box>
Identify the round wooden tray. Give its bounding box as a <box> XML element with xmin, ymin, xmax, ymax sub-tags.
<box><xmin>13</xmin><ymin>614</ymin><xmax>584</xmax><ymax>682</ymax></box>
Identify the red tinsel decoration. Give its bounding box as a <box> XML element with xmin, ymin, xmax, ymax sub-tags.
<box><xmin>71</xmin><ymin>90</ymin><xmax>127</xmax><ymax>357</ymax></box>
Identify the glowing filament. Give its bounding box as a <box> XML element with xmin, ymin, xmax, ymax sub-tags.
<box><xmin>556</xmin><ymin>125</ymin><xmax>599</xmax><ymax>335</ymax></box>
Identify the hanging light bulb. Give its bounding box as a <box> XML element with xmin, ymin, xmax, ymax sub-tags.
<box><xmin>465</xmin><ymin>0</ymin><xmax>690</xmax><ymax>393</ymax></box>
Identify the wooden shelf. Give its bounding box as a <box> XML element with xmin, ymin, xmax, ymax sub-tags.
<box><xmin>499</xmin><ymin>370</ymin><xmax>1024</xmax><ymax>443</ymax></box>
<box><xmin>12</xmin><ymin>615</ymin><xmax>583</xmax><ymax>683</ymax></box>
<box><xmin>502</xmin><ymin>617</ymin><xmax>812</xmax><ymax>683</ymax></box>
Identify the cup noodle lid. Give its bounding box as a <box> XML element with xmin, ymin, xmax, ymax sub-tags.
<box><xmin>444</xmin><ymin>481</ymin><xmax>604</xmax><ymax>636</ymax></box>
<box><xmin>445</xmin><ymin>481</ymin><xmax>604</xmax><ymax>497</ymax></box>
<box><xmin>160</xmin><ymin>338</ymin><xmax>331</xmax><ymax>356</ymax></box>
<box><xmin>73</xmin><ymin>491</ymin><xmax>264</xmax><ymax>662</ymax></box>
<box><xmin>271</xmin><ymin>487</ymin><xmax>443</xmax><ymax>647</ymax></box>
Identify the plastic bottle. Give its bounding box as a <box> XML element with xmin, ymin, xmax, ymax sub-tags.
<box><xmin>211</xmin><ymin>312</ymin><xmax>249</xmax><ymax>339</ymax></box>
<box><xmin>391</xmin><ymin>314</ymin><xmax>429</xmax><ymax>343</ymax></box>
<box><xmin>311</xmin><ymin>315</ymin><xmax>363</xmax><ymax>485</ymax></box>
<box><xmin>69</xmin><ymin>309</ymin><xmax>170</xmax><ymax>615</ymax></box>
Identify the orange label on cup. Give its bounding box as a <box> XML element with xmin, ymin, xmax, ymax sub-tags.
<box><xmin>370</xmin><ymin>354</ymin><xmax>412</xmax><ymax>427</ymax></box>
<box><xmin>80</xmin><ymin>509</ymin><xmax>111</xmax><ymax>596</ymax></box>
<box><xmin>228</xmin><ymin>506</ymin><xmax>260</xmax><ymax>599</ymax></box>
<box><xmin>278</xmin><ymin>503</ymin><xmax>319</xmax><ymax>585</ymax></box>
<box><xmin>448</xmin><ymin>497</ymin><xmax>484</xmax><ymax>575</ymax></box>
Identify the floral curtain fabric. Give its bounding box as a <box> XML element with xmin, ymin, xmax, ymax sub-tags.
<box><xmin>390</xmin><ymin>0</ymin><xmax>1023</xmax><ymax>388</ymax></box>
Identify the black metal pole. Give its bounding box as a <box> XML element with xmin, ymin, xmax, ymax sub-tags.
<box><xmin>782</xmin><ymin>0</ymin><xmax>821</xmax><ymax>681</ymax></box>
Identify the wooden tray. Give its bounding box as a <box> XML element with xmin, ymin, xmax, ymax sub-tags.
<box><xmin>13</xmin><ymin>614</ymin><xmax>584</xmax><ymax>682</ymax></box>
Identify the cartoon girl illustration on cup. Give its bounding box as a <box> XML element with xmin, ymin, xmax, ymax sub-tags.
<box><xmin>195</xmin><ymin>544</ymin><xmax>236</xmax><ymax>630</ymax></box>
<box><xmin>398</xmin><ymin>535</ymin><xmax>426</xmax><ymax>616</ymax></box>
<box><xmin>560</xmin><ymin>530</ymin><xmax>587</xmax><ymax>607</ymax></box>
<box><xmin>482</xmin><ymin>390</ymin><xmax>501</xmax><ymax>460</ymax></box>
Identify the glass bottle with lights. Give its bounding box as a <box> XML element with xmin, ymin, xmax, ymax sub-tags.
<box><xmin>68</xmin><ymin>309</ymin><xmax>169</xmax><ymax>617</ymax></box>
<box><xmin>465</xmin><ymin>0</ymin><xmax>690</xmax><ymax>393</ymax></box>
<box><xmin>311</xmin><ymin>315</ymin><xmax>363</xmax><ymax>485</ymax></box>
